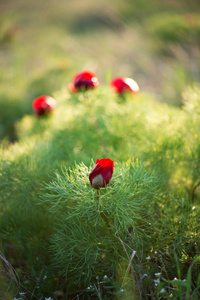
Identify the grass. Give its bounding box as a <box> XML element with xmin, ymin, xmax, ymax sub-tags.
<box><xmin>0</xmin><ymin>0</ymin><xmax>200</xmax><ymax>299</ymax></box>
<box><xmin>1</xmin><ymin>0</ymin><xmax>200</xmax><ymax>142</ymax></box>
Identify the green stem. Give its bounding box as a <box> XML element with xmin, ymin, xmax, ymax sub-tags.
<box><xmin>97</xmin><ymin>190</ymin><xmax>110</xmax><ymax>227</ymax></box>
<box><xmin>191</xmin><ymin>181</ymin><xmax>200</xmax><ymax>204</ymax></box>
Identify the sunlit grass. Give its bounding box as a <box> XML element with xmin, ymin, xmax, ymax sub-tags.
<box><xmin>0</xmin><ymin>0</ymin><xmax>200</xmax><ymax>298</ymax></box>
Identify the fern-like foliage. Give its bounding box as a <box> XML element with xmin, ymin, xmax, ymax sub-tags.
<box><xmin>41</xmin><ymin>160</ymin><xmax>165</xmax><ymax>290</ymax></box>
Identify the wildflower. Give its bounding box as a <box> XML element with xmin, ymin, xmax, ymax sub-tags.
<box><xmin>160</xmin><ymin>288</ymin><xmax>166</xmax><ymax>293</ymax></box>
<box><xmin>146</xmin><ymin>256</ymin><xmax>151</xmax><ymax>260</ymax></box>
<box><xmin>68</xmin><ymin>70</ymin><xmax>99</xmax><ymax>92</ymax></box>
<box><xmin>110</xmin><ymin>77</ymin><xmax>139</xmax><ymax>96</ymax></box>
<box><xmin>154</xmin><ymin>272</ymin><xmax>161</xmax><ymax>276</ymax></box>
<box><xmin>89</xmin><ymin>158</ymin><xmax>114</xmax><ymax>189</ymax></box>
<box><xmin>153</xmin><ymin>278</ymin><xmax>160</xmax><ymax>286</ymax></box>
<box><xmin>32</xmin><ymin>95</ymin><xmax>56</xmax><ymax>116</ymax></box>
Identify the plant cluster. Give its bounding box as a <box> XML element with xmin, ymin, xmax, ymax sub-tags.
<box><xmin>1</xmin><ymin>2</ymin><xmax>200</xmax><ymax>299</ymax></box>
<box><xmin>1</xmin><ymin>82</ymin><xmax>200</xmax><ymax>298</ymax></box>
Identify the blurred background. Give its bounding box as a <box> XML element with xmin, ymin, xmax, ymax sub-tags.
<box><xmin>0</xmin><ymin>0</ymin><xmax>200</xmax><ymax>141</ymax></box>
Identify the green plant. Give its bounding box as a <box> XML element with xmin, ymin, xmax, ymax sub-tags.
<box><xmin>41</xmin><ymin>160</ymin><xmax>164</xmax><ymax>296</ymax></box>
<box><xmin>1</xmin><ymin>71</ymin><xmax>200</xmax><ymax>299</ymax></box>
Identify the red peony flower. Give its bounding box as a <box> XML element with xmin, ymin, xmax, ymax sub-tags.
<box><xmin>68</xmin><ymin>70</ymin><xmax>99</xmax><ymax>93</ymax></box>
<box><xmin>89</xmin><ymin>158</ymin><xmax>114</xmax><ymax>189</ymax></box>
<box><xmin>32</xmin><ymin>95</ymin><xmax>56</xmax><ymax>116</ymax></box>
<box><xmin>110</xmin><ymin>77</ymin><xmax>139</xmax><ymax>96</ymax></box>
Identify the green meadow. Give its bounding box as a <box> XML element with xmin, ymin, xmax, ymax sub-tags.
<box><xmin>0</xmin><ymin>0</ymin><xmax>200</xmax><ymax>299</ymax></box>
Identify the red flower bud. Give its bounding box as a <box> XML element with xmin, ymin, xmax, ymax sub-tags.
<box><xmin>32</xmin><ymin>95</ymin><xmax>56</xmax><ymax>116</ymax></box>
<box><xmin>89</xmin><ymin>158</ymin><xmax>114</xmax><ymax>189</ymax></box>
<box><xmin>110</xmin><ymin>77</ymin><xmax>139</xmax><ymax>96</ymax></box>
<box><xmin>68</xmin><ymin>70</ymin><xmax>99</xmax><ymax>93</ymax></box>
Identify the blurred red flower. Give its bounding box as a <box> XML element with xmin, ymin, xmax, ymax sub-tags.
<box><xmin>32</xmin><ymin>95</ymin><xmax>56</xmax><ymax>116</ymax></box>
<box><xmin>110</xmin><ymin>77</ymin><xmax>139</xmax><ymax>96</ymax></box>
<box><xmin>68</xmin><ymin>70</ymin><xmax>99</xmax><ymax>93</ymax></box>
<box><xmin>89</xmin><ymin>158</ymin><xmax>114</xmax><ymax>189</ymax></box>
